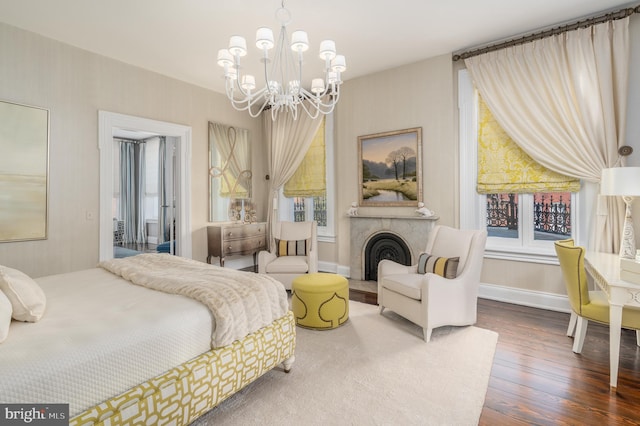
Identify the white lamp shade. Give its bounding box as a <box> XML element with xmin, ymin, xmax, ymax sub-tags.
<box><xmin>311</xmin><ymin>78</ymin><xmax>325</xmax><ymax>93</ymax></box>
<box><xmin>319</xmin><ymin>40</ymin><xmax>336</xmax><ymax>60</ymax></box>
<box><xmin>290</xmin><ymin>30</ymin><xmax>309</xmax><ymax>52</ymax></box>
<box><xmin>241</xmin><ymin>75</ymin><xmax>256</xmax><ymax>91</ymax></box>
<box><xmin>228</xmin><ymin>36</ymin><xmax>247</xmax><ymax>56</ymax></box>
<box><xmin>601</xmin><ymin>167</ymin><xmax>640</xmax><ymax>196</ymax></box>
<box><xmin>256</xmin><ymin>27</ymin><xmax>274</xmax><ymax>50</ymax></box>
<box><xmin>216</xmin><ymin>49</ymin><xmax>233</xmax><ymax>67</ymax></box>
<box><xmin>331</xmin><ymin>55</ymin><xmax>346</xmax><ymax>72</ymax></box>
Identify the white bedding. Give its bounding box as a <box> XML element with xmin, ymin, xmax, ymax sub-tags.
<box><xmin>99</xmin><ymin>254</ymin><xmax>289</xmax><ymax>348</ymax></box>
<box><xmin>0</xmin><ymin>267</ymin><xmax>213</xmax><ymax>416</ymax></box>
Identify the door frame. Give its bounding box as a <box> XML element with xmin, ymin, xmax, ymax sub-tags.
<box><xmin>98</xmin><ymin>111</ymin><xmax>192</xmax><ymax>260</ymax></box>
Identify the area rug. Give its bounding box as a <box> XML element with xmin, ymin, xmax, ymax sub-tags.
<box><xmin>192</xmin><ymin>301</ymin><xmax>498</xmax><ymax>426</ymax></box>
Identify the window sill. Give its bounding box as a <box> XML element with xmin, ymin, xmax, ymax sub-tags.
<box><xmin>484</xmin><ymin>246</ymin><xmax>559</xmax><ymax>265</ymax></box>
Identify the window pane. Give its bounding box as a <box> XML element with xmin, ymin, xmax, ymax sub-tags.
<box><xmin>486</xmin><ymin>193</ymin><xmax>518</xmax><ymax>238</ymax></box>
<box><xmin>533</xmin><ymin>192</ymin><xmax>571</xmax><ymax>240</ymax></box>
<box><xmin>293</xmin><ymin>197</ymin><xmax>306</xmax><ymax>222</ymax></box>
<box><xmin>313</xmin><ymin>195</ymin><xmax>327</xmax><ymax>227</ymax></box>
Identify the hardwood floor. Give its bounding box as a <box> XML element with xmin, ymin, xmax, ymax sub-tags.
<box><xmin>349</xmin><ymin>288</ymin><xmax>640</xmax><ymax>424</ymax></box>
<box><xmin>477</xmin><ymin>299</ymin><xmax>640</xmax><ymax>425</ymax></box>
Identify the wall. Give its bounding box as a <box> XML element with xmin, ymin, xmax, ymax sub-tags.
<box><xmin>0</xmin><ymin>22</ymin><xmax>267</xmax><ymax>277</ymax></box>
<box><xmin>331</xmin><ymin>54</ymin><xmax>456</xmax><ymax>274</ymax></box>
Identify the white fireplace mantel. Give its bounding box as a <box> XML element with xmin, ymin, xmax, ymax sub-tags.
<box><xmin>348</xmin><ymin>214</ymin><xmax>439</xmax><ymax>280</ymax></box>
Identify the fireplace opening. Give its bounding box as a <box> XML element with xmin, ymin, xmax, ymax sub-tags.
<box><xmin>364</xmin><ymin>232</ymin><xmax>411</xmax><ymax>281</ymax></box>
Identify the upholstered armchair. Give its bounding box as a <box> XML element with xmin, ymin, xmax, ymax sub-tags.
<box><xmin>258</xmin><ymin>221</ymin><xmax>318</xmax><ymax>290</ymax></box>
<box><xmin>378</xmin><ymin>225</ymin><xmax>487</xmax><ymax>342</ymax></box>
<box><xmin>554</xmin><ymin>239</ymin><xmax>640</xmax><ymax>353</ymax></box>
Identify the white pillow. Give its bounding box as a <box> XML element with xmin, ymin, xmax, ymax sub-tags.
<box><xmin>0</xmin><ymin>290</ymin><xmax>11</xmax><ymax>342</ymax></box>
<box><xmin>0</xmin><ymin>266</ymin><xmax>46</xmax><ymax>322</ymax></box>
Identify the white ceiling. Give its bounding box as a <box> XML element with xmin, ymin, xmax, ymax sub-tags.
<box><xmin>0</xmin><ymin>0</ymin><xmax>636</xmax><ymax>94</ymax></box>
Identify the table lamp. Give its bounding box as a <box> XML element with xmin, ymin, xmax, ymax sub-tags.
<box><xmin>600</xmin><ymin>166</ymin><xmax>640</xmax><ymax>259</ymax></box>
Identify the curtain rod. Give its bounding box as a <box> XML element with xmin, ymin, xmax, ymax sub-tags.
<box><xmin>452</xmin><ymin>5</ymin><xmax>640</xmax><ymax>61</ymax></box>
<box><xmin>114</xmin><ymin>137</ymin><xmax>144</xmax><ymax>144</ymax></box>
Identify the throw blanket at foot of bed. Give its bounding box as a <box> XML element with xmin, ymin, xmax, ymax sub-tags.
<box><xmin>99</xmin><ymin>254</ymin><xmax>289</xmax><ymax>348</ymax></box>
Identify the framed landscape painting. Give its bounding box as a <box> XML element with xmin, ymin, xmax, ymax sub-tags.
<box><xmin>358</xmin><ymin>127</ymin><xmax>422</xmax><ymax>207</ymax></box>
<box><xmin>0</xmin><ymin>100</ymin><xmax>49</xmax><ymax>242</ymax></box>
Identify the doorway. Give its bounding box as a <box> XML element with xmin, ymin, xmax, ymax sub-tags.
<box><xmin>98</xmin><ymin>111</ymin><xmax>192</xmax><ymax>261</ymax></box>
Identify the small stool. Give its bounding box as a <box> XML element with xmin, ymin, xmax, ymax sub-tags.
<box><xmin>291</xmin><ymin>273</ymin><xmax>349</xmax><ymax>330</ymax></box>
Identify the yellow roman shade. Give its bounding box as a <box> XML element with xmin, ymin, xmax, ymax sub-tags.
<box><xmin>284</xmin><ymin>117</ymin><xmax>326</xmax><ymax>197</ymax></box>
<box><xmin>477</xmin><ymin>96</ymin><xmax>580</xmax><ymax>194</ymax></box>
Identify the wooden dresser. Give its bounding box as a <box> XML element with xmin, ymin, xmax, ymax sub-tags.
<box><xmin>207</xmin><ymin>222</ymin><xmax>267</xmax><ymax>269</ymax></box>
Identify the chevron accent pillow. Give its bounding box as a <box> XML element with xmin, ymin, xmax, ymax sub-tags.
<box><xmin>417</xmin><ymin>253</ymin><xmax>459</xmax><ymax>279</ymax></box>
<box><xmin>275</xmin><ymin>239</ymin><xmax>310</xmax><ymax>256</ymax></box>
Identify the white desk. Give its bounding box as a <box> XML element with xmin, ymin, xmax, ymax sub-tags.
<box><xmin>584</xmin><ymin>251</ymin><xmax>640</xmax><ymax>388</ymax></box>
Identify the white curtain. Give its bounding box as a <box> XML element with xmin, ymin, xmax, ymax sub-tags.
<box><xmin>263</xmin><ymin>108</ymin><xmax>323</xmax><ymax>247</ymax></box>
<box><xmin>465</xmin><ymin>18</ymin><xmax>629</xmax><ymax>253</ymax></box>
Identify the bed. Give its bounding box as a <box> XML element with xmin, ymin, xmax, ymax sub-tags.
<box><xmin>0</xmin><ymin>254</ymin><xmax>295</xmax><ymax>425</ymax></box>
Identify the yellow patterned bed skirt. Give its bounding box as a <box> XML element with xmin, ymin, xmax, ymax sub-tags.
<box><xmin>71</xmin><ymin>311</ymin><xmax>295</xmax><ymax>426</ymax></box>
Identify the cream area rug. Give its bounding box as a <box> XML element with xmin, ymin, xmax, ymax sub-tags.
<box><xmin>192</xmin><ymin>300</ymin><xmax>498</xmax><ymax>426</ymax></box>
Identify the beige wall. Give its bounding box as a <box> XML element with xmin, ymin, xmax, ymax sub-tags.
<box><xmin>0</xmin><ymin>22</ymin><xmax>267</xmax><ymax>277</ymax></box>
<box><xmin>330</xmin><ymin>54</ymin><xmax>456</xmax><ymax>271</ymax></box>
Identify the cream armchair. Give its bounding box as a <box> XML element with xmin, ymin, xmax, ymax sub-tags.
<box><xmin>378</xmin><ymin>225</ymin><xmax>487</xmax><ymax>342</ymax></box>
<box><xmin>258</xmin><ymin>221</ymin><xmax>318</xmax><ymax>290</ymax></box>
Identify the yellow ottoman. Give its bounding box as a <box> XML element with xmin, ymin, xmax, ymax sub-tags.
<box><xmin>291</xmin><ymin>273</ymin><xmax>349</xmax><ymax>330</ymax></box>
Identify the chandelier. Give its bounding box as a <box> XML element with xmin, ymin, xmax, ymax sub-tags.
<box><xmin>216</xmin><ymin>2</ymin><xmax>346</xmax><ymax>120</ymax></box>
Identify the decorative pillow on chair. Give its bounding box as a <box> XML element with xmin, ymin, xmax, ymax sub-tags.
<box><xmin>0</xmin><ymin>265</ymin><xmax>46</xmax><ymax>322</ymax></box>
<box><xmin>275</xmin><ymin>239</ymin><xmax>310</xmax><ymax>257</ymax></box>
<box><xmin>417</xmin><ymin>253</ymin><xmax>460</xmax><ymax>279</ymax></box>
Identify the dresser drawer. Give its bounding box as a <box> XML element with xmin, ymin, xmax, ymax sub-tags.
<box><xmin>223</xmin><ymin>224</ymin><xmax>265</xmax><ymax>240</ymax></box>
<box><xmin>223</xmin><ymin>236</ymin><xmax>267</xmax><ymax>255</ymax></box>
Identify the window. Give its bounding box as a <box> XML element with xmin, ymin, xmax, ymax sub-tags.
<box><xmin>459</xmin><ymin>70</ymin><xmax>584</xmax><ymax>263</ymax></box>
<box><xmin>278</xmin><ymin>113</ymin><xmax>335</xmax><ymax>241</ymax></box>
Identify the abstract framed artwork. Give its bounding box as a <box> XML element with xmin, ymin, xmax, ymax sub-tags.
<box><xmin>0</xmin><ymin>100</ymin><xmax>49</xmax><ymax>242</ymax></box>
<box><xmin>358</xmin><ymin>127</ymin><xmax>422</xmax><ymax>207</ymax></box>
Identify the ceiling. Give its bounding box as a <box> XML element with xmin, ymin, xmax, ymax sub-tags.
<box><xmin>0</xmin><ymin>0</ymin><xmax>636</xmax><ymax>95</ymax></box>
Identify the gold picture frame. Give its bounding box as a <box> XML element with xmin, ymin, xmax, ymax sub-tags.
<box><xmin>358</xmin><ymin>127</ymin><xmax>422</xmax><ymax>207</ymax></box>
<box><xmin>0</xmin><ymin>100</ymin><xmax>49</xmax><ymax>242</ymax></box>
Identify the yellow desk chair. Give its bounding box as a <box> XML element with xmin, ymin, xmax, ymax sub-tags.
<box><xmin>554</xmin><ymin>239</ymin><xmax>640</xmax><ymax>353</ymax></box>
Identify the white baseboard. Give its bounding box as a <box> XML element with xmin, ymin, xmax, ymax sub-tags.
<box><xmin>479</xmin><ymin>282</ymin><xmax>571</xmax><ymax>313</ymax></box>
<box><xmin>318</xmin><ymin>261</ymin><xmax>351</xmax><ymax>278</ymax></box>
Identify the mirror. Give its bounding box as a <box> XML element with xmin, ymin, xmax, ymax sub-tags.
<box><xmin>208</xmin><ymin>122</ymin><xmax>252</xmax><ymax>222</ymax></box>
